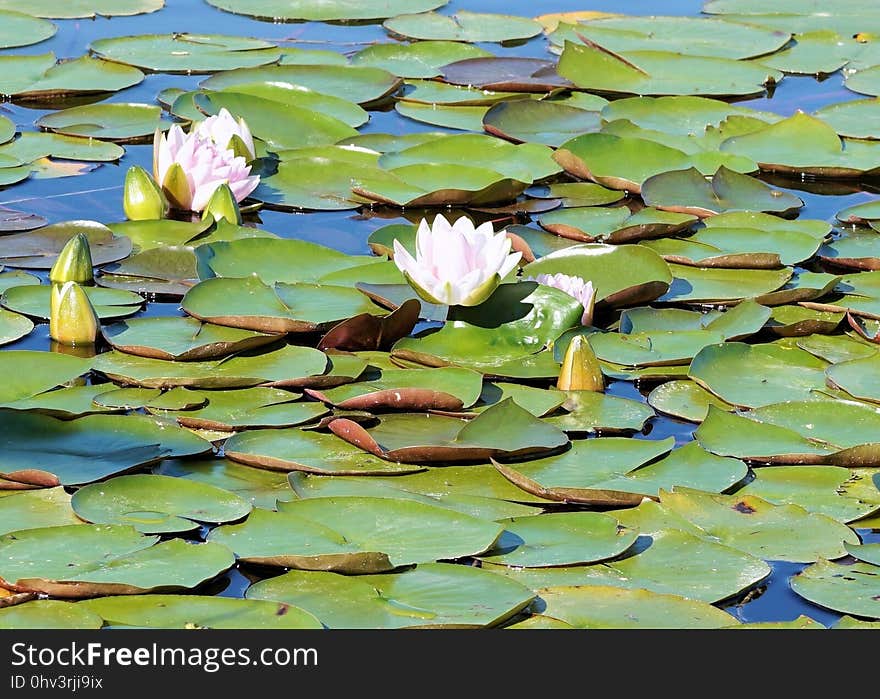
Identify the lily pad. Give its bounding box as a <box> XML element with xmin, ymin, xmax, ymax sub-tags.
<box><xmin>3</xmin><ymin>384</ymin><xmax>121</xmax><ymax>418</ymax></box>
<box><xmin>0</xmin><ymin>220</ymin><xmax>131</xmax><ymax>269</ymax></box>
<box><xmin>329</xmin><ymin>398</ymin><xmax>569</xmax><ymax>464</ymax></box>
<box><xmin>827</xmin><ymin>354</ymin><xmax>880</xmax><ymax>404</ymax></box>
<box><xmin>659</xmin><ymin>264</ymin><xmax>793</xmax><ymax>304</ymax></box>
<box><xmin>151</xmin><ymin>388</ymin><xmax>327</xmax><ymax>432</ymax></box>
<box><xmin>479</xmin><ymin>512</ymin><xmax>637</xmax><ymax>568</ymax></box>
<box><xmin>0</xmin><ymin>53</ymin><xmax>144</xmax><ymax>100</ymax></box>
<box><xmin>246</xmin><ymin>562</ymin><xmax>534</xmax><ymax>629</ymax></box>
<box><xmin>483</xmin><ymin>99</ymin><xmax>602</xmax><ymax>147</ymax></box>
<box><xmin>523</xmin><ymin>243</ymin><xmax>672</xmax><ymax>307</ymax></box>
<box><xmin>352</xmin><ymin>41</ymin><xmax>490</xmax><ymax>79</ymax></box>
<box><xmin>90</xmin><ymin>33</ymin><xmax>280</xmax><ymax>73</ymax></box>
<box><xmin>739</xmin><ymin>466</ymin><xmax>880</xmax><ymax>523</ymax></box>
<box><xmin>0</xmin><ymin>600</ymin><xmax>102</xmax><ymax>629</ymax></box>
<box><xmin>71</xmin><ymin>474</ymin><xmax>251</xmax><ymax>534</ymax></box>
<box><xmin>0</xmin><ymin>524</ymin><xmax>233</xmax><ymax>597</ymax></box>
<box><xmin>208</xmin><ymin>497</ymin><xmax>502</xmax><ymax>573</ymax></box>
<box><xmin>544</xmin><ymin>391</ymin><xmax>655</xmax><ymax>433</ymax></box>
<box><xmin>767</xmin><ymin>306</ymin><xmax>843</xmax><ymax>336</ymax></box>
<box><xmin>534</xmin><ymin>585</ymin><xmax>738</xmax><ymax>629</ymax></box>
<box><xmin>526</xmin><ymin>182</ymin><xmax>623</xmax><ymax>208</ymax></box>
<box><xmin>0</xmin><ymin>132</ymin><xmax>124</xmax><ymax>164</ymax></box>
<box><xmin>0</xmin><ymin>310</ymin><xmax>32</xmax><ymax>345</ymax></box>
<box><xmin>0</xmin><ymin>488</ymin><xmax>81</xmax><ymax>536</ymax></box>
<box><xmin>35</xmin><ymin>103</ymin><xmax>170</xmax><ymax>142</ymax></box>
<box><xmin>0</xmin><ymin>10</ymin><xmax>56</xmax><ymax>49</ymax></box>
<box><xmin>0</xmin><ymin>351</ymin><xmax>90</xmax><ymax>404</ymax></box>
<box><xmin>819</xmin><ymin>229</ymin><xmax>880</xmax><ymax>271</ymax></box>
<box><xmin>0</xmin><ymin>410</ymin><xmax>212</xmax><ymax>487</ymax></box>
<box><xmin>201</xmin><ymin>64</ymin><xmax>401</xmax><ymax>106</ymax></box>
<box><xmin>224</xmin><ymin>427</ymin><xmax>422</xmax><ymax>476</ymax></box>
<box><xmin>441</xmin><ymin>56</ymin><xmax>571</xmax><ymax>93</ymax></box>
<box><xmin>846</xmin><ymin>66</ymin><xmax>880</xmax><ymax>98</ymax></box>
<box><xmin>93</xmin><ymin>345</ymin><xmax>334</xmax><ymax>389</ymax></box>
<box><xmin>589</xmin><ymin>329</ymin><xmax>726</xmax><ymax>367</ymax></box>
<box><xmin>2</xmin><ymin>284</ymin><xmax>143</xmax><ymax>321</ymax></box>
<box><xmin>0</xmin><ymin>0</ymin><xmax>163</xmax><ymax>18</ymax></box>
<box><xmin>395</xmin><ymin>101</ymin><xmax>488</xmax><ymax>132</ymax></box>
<box><xmin>96</xmin><ymin>246</ymin><xmax>199</xmax><ymax>298</ymax></box>
<box><xmin>600</xmin><ymin>95</ymin><xmax>775</xmax><ymax>135</ymax></box>
<box><xmin>814</xmin><ymin>98</ymin><xmax>880</xmax><ymax>140</ymax></box>
<box><xmin>641</xmin><ymin>167</ymin><xmax>804</xmax><ymax>218</ymax></box>
<box><xmin>647</xmin><ymin>380</ymin><xmax>736</xmax><ymax>423</ymax></box>
<box><xmin>791</xmin><ymin>558</ymin><xmax>880</xmax><ymax>618</ymax></box>
<box><xmin>385</xmin><ymin>11</ymin><xmax>541</xmax><ymax>43</ymax></box>
<box><xmin>206</xmin><ymin>0</ymin><xmax>444</xmax><ymax>21</ymax></box>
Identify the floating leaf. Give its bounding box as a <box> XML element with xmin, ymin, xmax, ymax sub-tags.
<box><xmin>71</xmin><ymin>474</ymin><xmax>251</xmax><ymax>534</ymax></box>
<box><xmin>0</xmin><ymin>53</ymin><xmax>143</xmax><ymax>100</ymax></box>
<box><xmin>0</xmin><ymin>525</ymin><xmax>233</xmax><ymax>597</ymax></box>
<box><xmin>0</xmin><ymin>220</ymin><xmax>131</xmax><ymax>269</ymax></box>
<box><xmin>395</xmin><ymin>101</ymin><xmax>488</xmax><ymax>132</ymax></box>
<box><xmin>539</xmin><ymin>207</ymin><xmax>695</xmax><ymax>244</ymax></box>
<box><xmin>482</xmin><ymin>99</ymin><xmax>601</xmax><ymax>147</ymax></box>
<box><xmin>659</xmin><ymin>264</ymin><xmax>792</xmax><ymax>304</ymax></box>
<box><xmin>814</xmin><ymin>98</ymin><xmax>880</xmax><ymax>140</ymax></box>
<box><xmin>647</xmin><ymin>380</ymin><xmax>736</xmax><ymax>422</ymax></box>
<box><xmin>0</xmin><ymin>310</ymin><xmax>32</xmax><ymax>345</ymax></box>
<box><xmin>206</xmin><ymin>0</ymin><xmax>444</xmax><ymax>21</ymax></box>
<box><xmin>0</xmin><ymin>351</ymin><xmax>90</xmax><ymax>404</ymax></box>
<box><xmin>385</xmin><ymin>11</ymin><xmax>541</xmax><ymax>43</ymax></box>
<box><xmin>544</xmin><ymin>390</ymin><xmax>655</xmax><ymax>433</ymax></box>
<box><xmin>0</xmin><ymin>600</ymin><xmax>102</xmax><ymax>629</ymax></box>
<box><xmin>35</xmin><ymin>103</ymin><xmax>170</xmax><ymax>142</ymax></box>
<box><xmin>352</xmin><ymin>41</ymin><xmax>490</xmax><ymax>79</ymax></box>
<box><xmin>208</xmin><ymin>497</ymin><xmax>502</xmax><ymax>573</ymax></box>
<box><xmin>0</xmin><ymin>0</ymin><xmax>163</xmax><ymax>19</ymax></box>
<box><xmin>3</xmin><ymin>284</ymin><xmax>143</xmax><ymax>321</ymax></box>
<box><xmin>442</xmin><ymin>56</ymin><xmax>571</xmax><ymax>92</ymax></box>
<box><xmin>791</xmin><ymin>558</ymin><xmax>880</xmax><ymax>618</ymax></box>
<box><xmin>0</xmin><ymin>488</ymin><xmax>80</xmax><ymax>536</ymax></box>
<box><xmin>246</xmin><ymin>562</ymin><xmax>534</xmax><ymax>629</ymax></box>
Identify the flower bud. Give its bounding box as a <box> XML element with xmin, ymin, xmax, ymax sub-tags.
<box><xmin>123</xmin><ymin>165</ymin><xmax>167</xmax><ymax>221</ymax></box>
<box><xmin>557</xmin><ymin>335</ymin><xmax>604</xmax><ymax>392</ymax></box>
<box><xmin>202</xmin><ymin>182</ymin><xmax>242</xmax><ymax>225</ymax></box>
<box><xmin>49</xmin><ymin>282</ymin><xmax>100</xmax><ymax>347</ymax></box>
<box><xmin>49</xmin><ymin>233</ymin><xmax>93</xmax><ymax>285</ymax></box>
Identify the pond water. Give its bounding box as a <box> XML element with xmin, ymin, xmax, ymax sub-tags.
<box><xmin>1</xmin><ymin>0</ymin><xmax>879</xmax><ymax>629</ymax></box>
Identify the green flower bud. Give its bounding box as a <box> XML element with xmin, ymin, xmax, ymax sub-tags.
<box><xmin>49</xmin><ymin>282</ymin><xmax>100</xmax><ymax>347</ymax></box>
<box><xmin>123</xmin><ymin>165</ymin><xmax>167</xmax><ymax>221</ymax></box>
<box><xmin>557</xmin><ymin>335</ymin><xmax>604</xmax><ymax>392</ymax></box>
<box><xmin>49</xmin><ymin>233</ymin><xmax>93</xmax><ymax>285</ymax></box>
<box><xmin>202</xmin><ymin>183</ymin><xmax>242</xmax><ymax>225</ymax></box>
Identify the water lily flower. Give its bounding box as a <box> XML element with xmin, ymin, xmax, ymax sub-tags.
<box><xmin>557</xmin><ymin>335</ymin><xmax>604</xmax><ymax>392</ymax></box>
<box><xmin>529</xmin><ymin>272</ymin><xmax>596</xmax><ymax>326</ymax></box>
<box><xmin>194</xmin><ymin>108</ymin><xmax>256</xmax><ymax>161</ymax></box>
<box><xmin>123</xmin><ymin>165</ymin><xmax>167</xmax><ymax>221</ymax></box>
<box><xmin>49</xmin><ymin>234</ymin><xmax>93</xmax><ymax>285</ymax></box>
<box><xmin>49</xmin><ymin>281</ymin><xmax>99</xmax><ymax>347</ymax></box>
<box><xmin>152</xmin><ymin>125</ymin><xmax>259</xmax><ymax>213</ymax></box>
<box><xmin>202</xmin><ymin>182</ymin><xmax>242</xmax><ymax>225</ymax></box>
<box><xmin>392</xmin><ymin>214</ymin><xmax>521</xmax><ymax>307</ymax></box>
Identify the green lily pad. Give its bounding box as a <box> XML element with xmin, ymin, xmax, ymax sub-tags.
<box><xmin>0</xmin><ymin>10</ymin><xmax>56</xmax><ymax>49</ymax></box>
<box><xmin>384</xmin><ymin>11</ymin><xmax>541</xmax><ymax>43</ymax></box>
<box><xmin>93</xmin><ymin>386</ymin><xmax>206</xmax><ymax>411</ymax></box>
<box><xmin>641</xmin><ymin>166</ymin><xmax>804</xmax><ymax>218</ymax></box>
<box><xmin>441</xmin><ymin>56</ymin><xmax>570</xmax><ymax>93</ymax></box>
<box><xmin>352</xmin><ymin>41</ymin><xmax>490</xmax><ymax>79</ymax></box>
<box><xmin>306</xmin><ymin>367</ymin><xmax>482</xmax><ymax>412</ymax></box>
<box><xmin>534</xmin><ymin>585</ymin><xmax>738</xmax><ymax>629</ymax></box>
<box><xmin>659</xmin><ymin>264</ymin><xmax>793</xmax><ymax>304</ymax></box>
<box><xmin>814</xmin><ymin>98</ymin><xmax>880</xmax><ymax>140</ymax></box>
<box><xmin>0</xmin><ymin>0</ymin><xmax>163</xmax><ymax>18</ymax></box>
<box><xmin>195</xmin><ymin>237</ymin><xmax>381</xmax><ymax>285</ymax></box>
<box><xmin>846</xmin><ymin>66</ymin><xmax>880</xmax><ymax>98</ymax></box>
<box><xmin>819</xmin><ymin>229</ymin><xmax>880</xmax><ymax>271</ymax></box>
<box><xmin>193</xmin><ymin>91</ymin><xmax>358</xmax><ymax>151</ymax></box>
<box><xmin>0</xmin><ymin>410</ymin><xmax>212</xmax><ymax>487</ymax></box>
<box><xmin>0</xmin><ymin>351</ymin><xmax>90</xmax><ymax>404</ymax></box>
<box><xmin>4</xmin><ymin>384</ymin><xmax>123</xmax><ymax>418</ymax></box>
<box><xmin>650</xmin><ymin>487</ymin><xmax>858</xmax><ymax>562</ymax></box>
<box><xmin>0</xmin><ymin>488</ymin><xmax>80</xmax><ymax>536</ymax></box>
<box><xmin>552</xmin><ymin>16</ymin><xmax>790</xmax><ymax>60</ymax></box>
<box><xmin>496</xmin><ymin>439</ymin><xmax>745</xmax><ymax>507</ymax></box>
<box><xmin>482</xmin><ymin>99</ymin><xmax>602</xmax><ymax>147</ymax></box>
<box><xmin>93</xmin><ymin>345</ymin><xmax>334</xmax><ymax>390</ymax></box>
<box><xmin>201</xmin><ymin>64</ymin><xmax>401</xmax><ymax>106</ymax></box>
<box><xmin>0</xmin><ymin>220</ymin><xmax>132</xmax><ymax>269</ymax></box>
<box><xmin>71</xmin><ymin>474</ymin><xmax>251</xmax><ymax>534</ymax></box>
<box><xmin>208</xmin><ymin>497</ymin><xmax>502</xmax><ymax>573</ymax></box>
<box><xmin>689</xmin><ymin>342</ymin><xmax>829</xmax><ymax>408</ymax></box>
<box><xmin>35</xmin><ymin>103</ymin><xmax>170</xmax><ymax>142</ymax></box>
<box><xmin>721</xmin><ymin>113</ymin><xmax>880</xmax><ymax>177</ymax></box>
<box><xmin>797</xmin><ymin>332</ymin><xmax>878</xmax><ymax>364</ymax></box>
<box><xmin>827</xmin><ymin>354</ymin><xmax>880</xmax><ymax>403</ymax></box>
<box><xmin>837</xmin><ymin>200</ymin><xmax>880</xmax><ymax>224</ymax></box>
<box><xmin>0</xmin><ymin>272</ymin><xmax>40</xmax><ymax>295</ymax></box>
<box><xmin>647</xmin><ymin>380</ymin><xmax>736</xmax><ymax>423</ymax></box>
<box><xmin>106</xmin><ymin>219</ymin><xmax>211</xmax><ymax>252</ymax></box>
<box><xmin>589</xmin><ymin>329</ymin><xmax>726</xmax><ymax>367</ymax></box>
<box><xmin>526</xmin><ymin>182</ymin><xmax>623</xmax><ymax>208</ymax></box>
<box><xmin>0</xmin><ymin>132</ymin><xmax>124</xmax><ymax>164</ymax></box>
<box><xmin>246</xmin><ymin>562</ymin><xmax>534</xmax><ymax>629</ymax></box>
<box><xmin>329</xmin><ymin>398</ymin><xmax>568</xmax><ymax>464</ymax></box>
<box><xmin>739</xmin><ymin>466</ymin><xmax>880</xmax><ymax>523</ymax></box>
<box><xmin>182</xmin><ymin>276</ymin><xmax>385</xmax><ymax>334</ymax></box>
<box><xmin>0</xmin><ymin>600</ymin><xmax>102</xmax><ymax>629</ymax></box>
<box><xmin>0</xmin><ymin>524</ymin><xmax>233</xmax><ymax>597</ymax></box>
<box><xmin>557</xmin><ymin>40</ymin><xmax>781</xmax><ymax>98</ymax></box>
<box><xmin>767</xmin><ymin>305</ymin><xmax>843</xmax><ymax>336</ymax></box>
<box><xmin>156</xmin><ymin>458</ymin><xmax>293</xmax><ymax>511</ymax></box>
<box><xmin>393</xmin><ymin>282</ymin><xmax>582</xmax><ymax>375</ymax></box>
<box><xmin>755</xmin><ymin>30</ymin><xmax>862</xmax><ymax>75</ymax></box>
<box><xmin>452</xmin><ymin>382</ymin><xmax>564</xmax><ymax>419</ymax></box>
<box><xmin>225</xmin><ymin>427</ymin><xmax>422</xmax><ymax>476</ymax></box>
<box><xmin>479</xmin><ymin>512</ymin><xmax>637</xmax><ymax>568</ymax></box>
<box><xmin>523</xmin><ymin>243</ymin><xmax>672</xmax><ymax>307</ymax></box>
<box><xmin>0</xmin><ymin>309</ymin><xmax>32</xmax><ymax>345</ymax></box>
<box><xmin>151</xmin><ymin>388</ymin><xmax>327</xmax><ymax>432</ymax></box>
<box><xmin>541</xmin><ymin>207</ymin><xmax>696</xmax><ymax>244</ymax></box>
<box><xmin>206</xmin><ymin>0</ymin><xmax>444</xmax><ymax>21</ymax></box>
<box><xmin>90</xmin><ymin>33</ymin><xmax>280</xmax><ymax>73</ymax></box>
<box><xmin>96</xmin><ymin>246</ymin><xmax>199</xmax><ymax>298</ymax></box>
<box><xmin>0</xmin><ymin>53</ymin><xmax>144</xmax><ymax>100</ymax></box>
<box><xmin>398</xmin><ymin>79</ymin><xmax>531</xmax><ymax>106</ymax></box>
<box><xmin>81</xmin><ymin>594</ymin><xmax>321</xmax><ymax>629</ymax></box>
<box><xmin>544</xmin><ymin>391</ymin><xmax>655</xmax><ymax>433</ymax></box>
<box><xmin>791</xmin><ymin>558</ymin><xmax>880</xmax><ymax>618</ymax></box>
<box><xmin>395</xmin><ymin>101</ymin><xmax>489</xmax><ymax>132</ymax></box>
<box><xmin>2</xmin><ymin>284</ymin><xmax>143</xmax><ymax>321</ymax></box>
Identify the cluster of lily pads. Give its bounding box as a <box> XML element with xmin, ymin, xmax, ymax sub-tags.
<box><xmin>2</xmin><ymin>0</ymin><xmax>880</xmax><ymax>629</ymax></box>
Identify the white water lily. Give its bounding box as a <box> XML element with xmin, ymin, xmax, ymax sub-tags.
<box><xmin>529</xmin><ymin>272</ymin><xmax>596</xmax><ymax>326</ymax></box>
<box><xmin>194</xmin><ymin>107</ymin><xmax>257</xmax><ymax>161</ymax></box>
<box><xmin>392</xmin><ymin>214</ymin><xmax>521</xmax><ymax>307</ymax></box>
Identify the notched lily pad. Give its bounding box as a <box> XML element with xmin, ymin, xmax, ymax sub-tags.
<box><xmin>0</xmin><ymin>220</ymin><xmax>132</xmax><ymax>268</ymax></box>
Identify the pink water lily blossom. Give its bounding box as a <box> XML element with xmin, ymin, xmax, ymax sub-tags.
<box><xmin>392</xmin><ymin>214</ymin><xmax>521</xmax><ymax>307</ymax></box>
<box><xmin>194</xmin><ymin>107</ymin><xmax>256</xmax><ymax>161</ymax></box>
<box><xmin>152</xmin><ymin>124</ymin><xmax>259</xmax><ymax>213</ymax></box>
<box><xmin>529</xmin><ymin>272</ymin><xmax>596</xmax><ymax>325</ymax></box>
